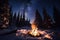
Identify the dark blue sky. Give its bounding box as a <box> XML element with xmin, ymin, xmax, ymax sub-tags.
<box><xmin>9</xmin><ymin>0</ymin><xmax>60</xmax><ymax>23</ymax></box>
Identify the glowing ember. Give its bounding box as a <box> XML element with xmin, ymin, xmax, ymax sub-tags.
<box><xmin>16</xmin><ymin>24</ymin><xmax>53</xmax><ymax>40</ymax></box>
<box><xmin>4</xmin><ymin>17</ymin><xmax>7</xmax><ymax>21</ymax></box>
<box><xmin>44</xmin><ymin>34</ymin><xmax>52</xmax><ymax>39</ymax></box>
<box><xmin>29</xmin><ymin>24</ymin><xmax>40</xmax><ymax>36</ymax></box>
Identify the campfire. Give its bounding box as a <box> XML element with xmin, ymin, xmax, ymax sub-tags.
<box><xmin>16</xmin><ymin>23</ymin><xmax>54</xmax><ymax>40</ymax></box>
<box><xmin>29</xmin><ymin>24</ymin><xmax>40</xmax><ymax>37</ymax></box>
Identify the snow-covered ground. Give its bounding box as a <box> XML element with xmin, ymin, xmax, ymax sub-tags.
<box><xmin>0</xmin><ymin>26</ymin><xmax>31</xmax><ymax>40</ymax></box>
<box><xmin>0</xmin><ymin>33</ymin><xmax>17</xmax><ymax>40</ymax></box>
<box><xmin>0</xmin><ymin>26</ymin><xmax>60</xmax><ymax>40</ymax></box>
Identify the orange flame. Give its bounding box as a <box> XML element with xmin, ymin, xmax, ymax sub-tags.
<box><xmin>16</xmin><ymin>22</ymin><xmax>53</xmax><ymax>39</ymax></box>
<box><xmin>29</xmin><ymin>24</ymin><xmax>40</xmax><ymax>36</ymax></box>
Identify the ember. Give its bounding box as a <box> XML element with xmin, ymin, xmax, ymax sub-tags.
<box><xmin>16</xmin><ymin>24</ymin><xmax>53</xmax><ymax>40</ymax></box>
<box><xmin>29</xmin><ymin>24</ymin><xmax>40</xmax><ymax>36</ymax></box>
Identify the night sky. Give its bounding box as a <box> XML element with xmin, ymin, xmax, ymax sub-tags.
<box><xmin>9</xmin><ymin>0</ymin><xmax>60</xmax><ymax>23</ymax></box>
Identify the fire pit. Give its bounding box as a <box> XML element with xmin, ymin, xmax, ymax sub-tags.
<box><xmin>16</xmin><ymin>24</ymin><xmax>54</xmax><ymax>40</ymax></box>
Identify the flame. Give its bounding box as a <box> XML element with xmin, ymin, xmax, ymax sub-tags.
<box><xmin>44</xmin><ymin>34</ymin><xmax>52</xmax><ymax>39</ymax></box>
<box><xmin>16</xmin><ymin>23</ymin><xmax>53</xmax><ymax>40</ymax></box>
<box><xmin>29</xmin><ymin>24</ymin><xmax>52</xmax><ymax>39</ymax></box>
<box><xmin>29</xmin><ymin>24</ymin><xmax>40</xmax><ymax>36</ymax></box>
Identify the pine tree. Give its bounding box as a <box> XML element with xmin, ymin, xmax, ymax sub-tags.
<box><xmin>0</xmin><ymin>0</ymin><xmax>3</xmax><ymax>28</ymax></box>
<box><xmin>53</xmin><ymin>6</ymin><xmax>60</xmax><ymax>29</ymax></box>
<box><xmin>0</xmin><ymin>0</ymin><xmax>12</xmax><ymax>29</ymax></box>
<box><xmin>13</xmin><ymin>12</ymin><xmax>16</xmax><ymax>26</ymax></box>
<box><xmin>43</xmin><ymin>8</ymin><xmax>53</xmax><ymax>29</ymax></box>
<box><xmin>23</xmin><ymin>11</ymin><xmax>25</xmax><ymax>21</ymax></box>
<box><xmin>9</xmin><ymin>6</ymin><xmax>13</xmax><ymax>26</ymax></box>
<box><xmin>20</xmin><ymin>14</ymin><xmax>23</xmax><ymax>21</ymax></box>
<box><xmin>19</xmin><ymin>14</ymin><xmax>23</xmax><ymax>26</ymax></box>
<box><xmin>16</xmin><ymin>11</ymin><xmax>20</xmax><ymax>27</ymax></box>
<box><xmin>13</xmin><ymin>12</ymin><xmax>16</xmax><ymax>20</ymax></box>
<box><xmin>34</xmin><ymin>9</ymin><xmax>42</xmax><ymax>28</ymax></box>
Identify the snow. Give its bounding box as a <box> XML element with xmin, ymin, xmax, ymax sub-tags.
<box><xmin>0</xmin><ymin>29</ymin><xmax>17</xmax><ymax>35</ymax></box>
<box><xmin>0</xmin><ymin>26</ymin><xmax>59</xmax><ymax>40</ymax></box>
